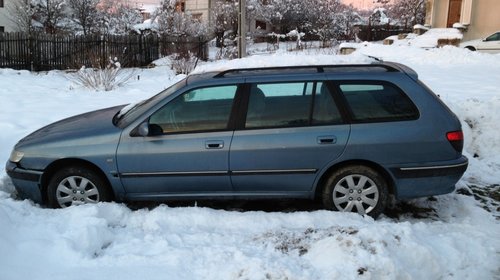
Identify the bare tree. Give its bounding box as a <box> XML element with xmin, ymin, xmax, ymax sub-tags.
<box><xmin>308</xmin><ymin>0</ymin><xmax>344</xmax><ymax>46</ymax></box>
<box><xmin>67</xmin><ymin>0</ymin><xmax>100</xmax><ymax>35</ymax></box>
<box><xmin>259</xmin><ymin>0</ymin><xmax>305</xmax><ymax>34</ymax></box>
<box><xmin>7</xmin><ymin>0</ymin><xmax>37</xmax><ymax>33</ymax></box>
<box><xmin>154</xmin><ymin>0</ymin><xmax>208</xmax><ymax>36</ymax></box>
<box><xmin>389</xmin><ymin>0</ymin><xmax>426</xmax><ymax>28</ymax></box>
<box><xmin>211</xmin><ymin>0</ymin><xmax>238</xmax><ymax>47</ymax></box>
<box><xmin>108</xmin><ymin>5</ymin><xmax>143</xmax><ymax>34</ymax></box>
<box><xmin>339</xmin><ymin>5</ymin><xmax>362</xmax><ymax>41</ymax></box>
<box><xmin>87</xmin><ymin>0</ymin><xmax>143</xmax><ymax>35</ymax></box>
<box><xmin>32</xmin><ymin>0</ymin><xmax>69</xmax><ymax>34</ymax></box>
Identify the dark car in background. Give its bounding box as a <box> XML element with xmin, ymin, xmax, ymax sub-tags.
<box><xmin>6</xmin><ymin>62</ymin><xmax>468</xmax><ymax>218</ymax></box>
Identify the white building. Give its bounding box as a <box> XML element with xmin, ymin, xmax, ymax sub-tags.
<box><xmin>0</xmin><ymin>0</ymin><xmax>20</xmax><ymax>32</ymax></box>
<box><xmin>131</xmin><ymin>0</ymin><xmax>213</xmax><ymax>22</ymax></box>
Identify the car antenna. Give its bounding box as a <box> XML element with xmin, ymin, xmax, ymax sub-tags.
<box><xmin>365</xmin><ymin>54</ymin><xmax>384</xmax><ymax>62</ymax></box>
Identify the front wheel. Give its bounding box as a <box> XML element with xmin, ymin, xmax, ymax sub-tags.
<box><xmin>47</xmin><ymin>167</ymin><xmax>112</xmax><ymax>208</ymax></box>
<box><xmin>322</xmin><ymin>165</ymin><xmax>388</xmax><ymax>218</ymax></box>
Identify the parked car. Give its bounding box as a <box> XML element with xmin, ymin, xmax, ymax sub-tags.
<box><xmin>6</xmin><ymin>62</ymin><xmax>468</xmax><ymax>218</ymax></box>
<box><xmin>460</xmin><ymin>31</ymin><xmax>500</xmax><ymax>53</ymax></box>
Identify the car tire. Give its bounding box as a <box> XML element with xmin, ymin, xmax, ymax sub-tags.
<box><xmin>322</xmin><ymin>165</ymin><xmax>388</xmax><ymax>218</ymax></box>
<box><xmin>47</xmin><ymin>166</ymin><xmax>112</xmax><ymax>208</ymax></box>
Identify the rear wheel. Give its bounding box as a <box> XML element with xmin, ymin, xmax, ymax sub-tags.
<box><xmin>465</xmin><ymin>46</ymin><xmax>476</xmax><ymax>51</ymax></box>
<box><xmin>322</xmin><ymin>165</ymin><xmax>388</xmax><ymax>218</ymax></box>
<box><xmin>47</xmin><ymin>167</ymin><xmax>112</xmax><ymax>208</ymax></box>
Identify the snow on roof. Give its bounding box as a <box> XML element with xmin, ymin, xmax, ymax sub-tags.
<box><xmin>133</xmin><ymin>21</ymin><xmax>159</xmax><ymax>33</ymax></box>
<box><xmin>139</xmin><ymin>3</ymin><xmax>160</xmax><ymax>13</ymax></box>
<box><xmin>339</xmin><ymin>42</ymin><xmax>370</xmax><ymax>50</ymax></box>
<box><xmin>372</xmin><ymin>7</ymin><xmax>390</xmax><ymax>24</ymax></box>
<box><xmin>413</xmin><ymin>24</ymin><xmax>429</xmax><ymax>30</ymax></box>
<box><xmin>452</xmin><ymin>23</ymin><xmax>466</xmax><ymax>29</ymax></box>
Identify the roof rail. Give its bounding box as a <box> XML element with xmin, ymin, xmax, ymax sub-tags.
<box><xmin>212</xmin><ymin>63</ymin><xmax>400</xmax><ymax>78</ymax></box>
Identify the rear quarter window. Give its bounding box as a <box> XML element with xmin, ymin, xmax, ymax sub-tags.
<box><xmin>338</xmin><ymin>82</ymin><xmax>419</xmax><ymax>122</ymax></box>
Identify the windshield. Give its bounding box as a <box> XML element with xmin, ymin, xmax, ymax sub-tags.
<box><xmin>113</xmin><ymin>78</ymin><xmax>186</xmax><ymax>127</ymax></box>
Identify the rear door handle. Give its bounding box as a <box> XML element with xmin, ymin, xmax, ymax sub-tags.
<box><xmin>205</xmin><ymin>140</ymin><xmax>224</xmax><ymax>149</ymax></box>
<box><xmin>317</xmin><ymin>136</ymin><xmax>337</xmax><ymax>144</ymax></box>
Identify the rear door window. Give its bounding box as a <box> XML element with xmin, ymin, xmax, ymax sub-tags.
<box><xmin>245</xmin><ymin>81</ymin><xmax>342</xmax><ymax>129</ymax></box>
<box><xmin>338</xmin><ymin>82</ymin><xmax>419</xmax><ymax>122</ymax></box>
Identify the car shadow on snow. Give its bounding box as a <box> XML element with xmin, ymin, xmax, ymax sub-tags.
<box><xmin>126</xmin><ymin>198</ymin><xmax>441</xmax><ymax>221</ymax></box>
<box><xmin>126</xmin><ymin>199</ymin><xmax>324</xmax><ymax>213</ymax></box>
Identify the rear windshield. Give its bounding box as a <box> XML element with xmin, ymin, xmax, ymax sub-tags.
<box><xmin>338</xmin><ymin>81</ymin><xmax>419</xmax><ymax>122</ymax></box>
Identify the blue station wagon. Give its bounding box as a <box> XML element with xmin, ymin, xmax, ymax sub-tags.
<box><xmin>6</xmin><ymin>63</ymin><xmax>468</xmax><ymax>218</ymax></box>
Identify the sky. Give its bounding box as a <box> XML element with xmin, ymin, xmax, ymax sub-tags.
<box><xmin>342</xmin><ymin>0</ymin><xmax>387</xmax><ymax>10</ymax></box>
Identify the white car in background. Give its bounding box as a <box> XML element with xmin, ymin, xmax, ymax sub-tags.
<box><xmin>460</xmin><ymin>31</ymin><xmax>500</xmax><ymax>53</ymax></box>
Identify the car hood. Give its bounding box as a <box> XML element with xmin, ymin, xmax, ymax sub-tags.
<box><xmin>17</xmin><ymin>105</ymin><xmax>125</xmax><ymax>147</ymax></box>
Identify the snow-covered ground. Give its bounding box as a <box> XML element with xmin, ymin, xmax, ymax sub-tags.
<box><xmin>0</xmin><ymin>45</ymin><xmax>499</xmax><ymax>279</ymax></box>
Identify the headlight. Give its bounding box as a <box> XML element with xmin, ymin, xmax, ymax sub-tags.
<box><xmin>9</xmin><ymin>150</ymin><xmax>24</xmax><ymax>163</ymax></box>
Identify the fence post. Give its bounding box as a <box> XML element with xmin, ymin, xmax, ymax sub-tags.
<box><xmin>29</xmin><ymin>33</ymin><xmax>34</xmax><ymax>71</ymax></box>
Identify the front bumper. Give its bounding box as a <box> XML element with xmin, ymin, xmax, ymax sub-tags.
<box><xmin>5</xmin><ymin>161</ymin><xmax>44</xmax><ymax>203</ymax></box>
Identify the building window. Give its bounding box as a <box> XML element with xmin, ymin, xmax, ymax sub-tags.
<box><xmin>255</xmin><ymin>20</ymin><xmax>267</xmax><ymax>31</ymax></box>
<box><xmin>192</xmin><ymin>13</ymin><xmax>202</xmax><ymax>21</ymax></box>
<box><xmin>0</xmin><ymin>27</ymin><xmax>4</xmax><ymax>33</ymax></box>
<box><xmin>176</xmin><ymin>0</ymin><xmax>185</xmax><ymax>12</ymax></box>
<box><xmin>0</xmin><ymin>0</ymin><xmax>4</xmax><ymax>8</ymax></box>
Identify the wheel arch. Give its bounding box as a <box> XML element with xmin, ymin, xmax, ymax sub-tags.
<box><xmin>314</xmin><ymin>160</ymin><xmax>396</xmax><ymax>200</ymax></box>
<box><xmin>40</xmin><ymin>158</ymin><xmax>115</xmax><ymax>204</ymax></box>
<box><xmin>465</xmin><ymin>46</ymin><xmax>476</xmax><ymax>51</ymax></box>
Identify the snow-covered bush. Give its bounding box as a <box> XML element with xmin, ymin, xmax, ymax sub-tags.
<box><xmin>71</xmin><ymin>57</ymin><xmax>134</xmax><ymax>91</ymax></box>
<box><xmin>286</xmin><ymin>29</ymin><xmax>305</xmax><ymax>50</ymax></box>
<box><xmin>170</xmin><ymin>52</ymin><xmax>198</xmax><ymax>75</ymax></box>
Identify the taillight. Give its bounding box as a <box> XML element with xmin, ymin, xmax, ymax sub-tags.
<box><xmin>447</xmin><ymin>131</ymin><xmax>464</xmax><ymax>152</ymax></box>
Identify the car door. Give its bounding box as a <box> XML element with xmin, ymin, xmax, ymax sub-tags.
<box><xmin>478</xmin><ymin>32</ymin><xmax>500</xmax><ymax>53</ymax></box>
<box><xmin>116</xmin><ymin>85</ymin><xmax>239</xmax><ymax>197</ymax></box>
<box><xmin>230</xmin><ymin>80</ymin><xmax>350</xmax><ymax>194</ymax></box>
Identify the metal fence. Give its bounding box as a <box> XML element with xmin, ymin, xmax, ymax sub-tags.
<box><xmin>0</xmin><ymin>33</ymin><xmax>209</xmax><ymax>71</ymax></box>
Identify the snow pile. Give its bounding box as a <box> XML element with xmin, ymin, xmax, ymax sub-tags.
<box><xmin>0</xmin><ymin>45</ymin><xmax>499</xmax><ymax>279</ymax></box>
<box><xmin>382</xmin><ymin>28</ymin><xmax>463</xmax><ymax>48</ymax></box>
<box><xmin>408</xmin><ymin>28</ymin><xmax>463</xmax><ymax>48</ymax></box>
<box><xmin>133</xmin><ymin>18</ymin><xmax>159</xmax><ymax>33</ymax></box>
<box><xmin>0</xmin><ymin>192</ymin><xmax>498</xmax><ymax>280</ymax></box>
<box><xmin>413</xmin><ymin>24</ymin><xmax>429</xmax><ymax>30</ymax></box>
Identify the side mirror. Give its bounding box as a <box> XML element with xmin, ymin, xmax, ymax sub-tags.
<box><xmin>138</xmin><ymin>122</ymin><xmax>149</xmax><ymax>137</ymax></box>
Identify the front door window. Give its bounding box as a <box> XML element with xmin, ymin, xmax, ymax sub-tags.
<box><xmin>150</xmin><ymin>85</ymin><xmax>237</xmax><ymax>134</ymax></box>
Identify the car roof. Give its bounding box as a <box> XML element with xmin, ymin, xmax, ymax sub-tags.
<box><xmin>185</xmin><ymin>61</ymin><xmax>418</xmax><ymax>85</ymax></box>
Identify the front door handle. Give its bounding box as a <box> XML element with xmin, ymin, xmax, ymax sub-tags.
<box><xmin>205</xmin><ymin>140</ymin><xmax>224</xmax><ymax>149</ymax></box>
<box><xmin>317</xmin><ymin>136</ymin><xmax>337</xmax><ymax>144</ymax></box>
